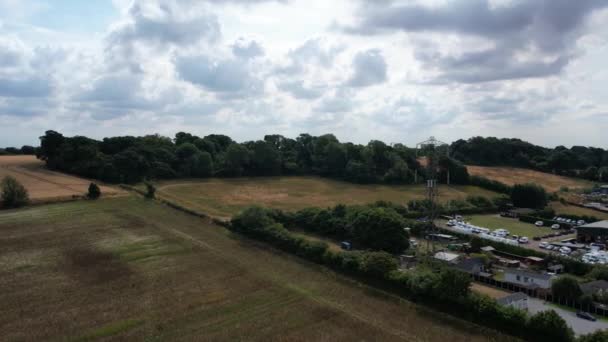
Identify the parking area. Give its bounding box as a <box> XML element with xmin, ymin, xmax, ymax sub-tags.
<box><xmin>527</xmin><ymin>297</ymin><xmax>608</xmax><ymax>336</ymax></box>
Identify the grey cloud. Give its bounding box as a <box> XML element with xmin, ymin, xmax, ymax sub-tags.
<box><xmin>0</xmin><ymin>97</ymin><xmax>57</xmax><ymax>117</ymax></box>
<box><xmin>277</xmin><ymin>38</ymin><xmax>344</xmax><ymax>74</ymax></box>
<box><xmin>108</xmin><ymin>2</ymin><xmax>221</xmax><ymax>48</ymax></box>
<box><xmin>314</xmin><ymin>89</ymin><xmax>354</xmax><ymax>113</ymax></box>
<box><xmin>0</xmin><ymin>49</ymin><xmax>20</xmax><ymax>68</ymax></box>
<box><xmin>346</xmin><ymin>0</ymin><xmax>607</xmax><ymax>83</ymax></box>
<box><xmin>278</xmin><ymin>80</ymin><xmax>324</xmax><ymax>100</ymax></box>
<box><xmin>74</xmin><ymin>73</ymin><xmax>181</xmax><ymax>120</ymax></box>
<box><xmin>232</xmin><ymin>39</ymin><xmax>264</xmax><ymax>59</ymax></box>
<box><xmin>347</xmin><ymin>49</ymin><xmax>387</xmax><ymax>87</ymax></box>
<box><xmin>175</xmin><ymin>55</ymin><xmax>262</xmax><ymax>96</ymax></box>
<box><xmin>0</xmin><ymin>76</ymin><xmax>53</xmax><ymax>97</ymax></box>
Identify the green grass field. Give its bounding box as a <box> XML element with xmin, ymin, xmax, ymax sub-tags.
<box><xmin>149</xmin><ymin>176</ymin><xmax>500</xmax><ymax>219</ymax></box>
<box><xmin>0</xmin><ymin>197</ymin><xmax>515</xmax><ymax>341</ymax></box>
<box><xmin>466</xmin><ymin>214</ymin><xmax>552</xmax><ymax>238</ymax></box>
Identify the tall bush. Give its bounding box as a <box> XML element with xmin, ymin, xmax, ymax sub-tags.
<box><xmin>0</xmin><ymin>176</ymin><xmax>29</xmax><ymax>208</ymax></box>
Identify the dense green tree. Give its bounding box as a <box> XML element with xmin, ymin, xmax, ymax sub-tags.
<box><xmin>87</xmin><ymin>183</ymin><xmax>101</xmax><ymax>199</ymax></box>
<box><xmin>551</xmin><ymin>276</ymin><xmax>583</xmax><ymax>299</ymax></box>
<box><xmin>144</xmin><ymin>181</ymin><xmax>156</xmax><ymax>199</ymax></box>
<box><xmin>38</xmin><ymin>130</ymin><xmax>65</xmax><ymax>163</ymax></box>
<box><xmin>526</xmin><ymin>310</ymin><xmax>574</xmax><ymax>342</ymax></box>
<box><xmin>359</xmin><ymin>251</ymin><xmax>399</xmax><ymax>278</ymax></box>
<box><xmin>224</xmin><ymin>144</ymin><xmax>250</xmax><ymax>176</ymax></box>
<box><xmin>350</xmin><ymin>207</ymin><xmax>409</xmax><ymax>253</ymax></box>
<box><xmin>0</xmin><ymin>176</ymin><xmax>29</xmax><ymax>208</ymax></box>
<box><xmin>588</xmin><ymin>266</ymin><xmax>608</xmax><ymax>281</ymax></box>
<box><xmin>434</xmin><ymin>268</ymin><xmax>471</xmax><ymax>299</ymax></box>
<box><xmin>511</xmin><ymin>183</ymin><xmax>548</xmax><ymax>209</ymax></box>
<box><xmin>578</xmin><ymin>330</ymin><xmax>608</xmax><ymax>342</ymax></box>
<box><xmin>251</xmin><ymin>140</ymin><xmax>281</xmax><ymax>175</ymax></box>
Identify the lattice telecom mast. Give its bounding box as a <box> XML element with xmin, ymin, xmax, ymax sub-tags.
<box><xmin>415</xmin><ymin>137</ymin><xmax>450</xmax><ymax>254</ymax></box>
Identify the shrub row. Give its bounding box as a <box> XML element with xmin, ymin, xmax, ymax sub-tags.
<box><xmin>229</xmin><ymin>206</ymin><xmax>586</xmax><ymax>342</ymax></box>
<box><xmin>469</xmin><ymin>175</ymin><xmax>513</xmax><ymax>194</ymax></box>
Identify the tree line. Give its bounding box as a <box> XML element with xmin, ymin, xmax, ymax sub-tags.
<box><xmin>0</xmin><ymin>146</ymin><xmax>37</xmax><ymax>155</ymax></box>
<box><xmin>229</xmin><ymin>205</ymin><xmax>599</xmax><ymax>342</ymax></box>
<box><xmin>36</xmin><ymin>130</ymin><xmax>469</xmax><ymax>185</ymax></box>
<box><xmin>452</xmin><ymin>136</ymin><xmax>608</xmax><ymax>182</ymax></box>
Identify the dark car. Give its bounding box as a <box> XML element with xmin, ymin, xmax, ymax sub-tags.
<box><xmin>576</xmin><ymin>311</ymin><xmax>597</xmax><ymax>322</ymax></box>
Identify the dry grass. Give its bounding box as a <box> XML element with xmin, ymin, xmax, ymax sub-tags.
<box><xmin>0</xmin><ymin>155</ymin><xmax>123</xmax><ymax>203</ymax></box>
<box><xmin>467</xmin><ymin>165</ymin><xmax>593</xmax><ymax>193</ymax></box>
<box><xmin>0</xmin><ymin>197</ymin><xmax>517</xmax><ymax>341</ymax></box>
<box><xmin>549</xmin><ymin>202</ymin><xmax>608</xmax><ymax>220</ymax></box>
<box><xmin>471</xmin><ymin>283</ymin><xmax>510</xmax><ymax>299</ymax></box>
<box><xmin>150</xmin><ymin>177</ymin><xmax>500</xmax><ymax>219</ymax></box>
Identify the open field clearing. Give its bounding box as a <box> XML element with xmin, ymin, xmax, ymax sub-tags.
<box><xmin>151</xmin><ymin>177</ymin><xmax>500</xmax><ymax>219</ymax></box>
<box><xmin>467</xmin><ymin>166</ymin><xmax>594</xmax><ymax>192</ymax></box>
<box><xmin>470</xmin><ymin>283</ymin><xmax>510</xmax><ymax>299</ymax></box>
<box><xmin>549</xmin><ymin>202</ymin><xmax>608</xmax><ymax>220</ymax></box>
<box><xmin>0</xmin><ymin>155</ymin><xmax>122</xmax><ymax>203</ymax></box>
<box><xmin>0</xmin><ymin>197</ymin><xmax>517</xmax><ymax>341</ymax></box>
<box><xmin>466</xmin><ymin>214</ymin><xmax>552</xmax><ymax>238</ymax></box>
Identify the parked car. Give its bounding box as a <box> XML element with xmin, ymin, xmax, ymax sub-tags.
<box><xmin>559</xmin><ymin>247</ymin><xmax>572</xmax><ymax>255</ymax></box>
<box><xmin>576</xmin><ymin>311</ymin><xmax>597</xmax><ymax>322</ymax></box>
<box><xmin>551</xmin><ymin>224</ymin><xmax>561</xmax><ymax>230</ymax></box>
<box><xmin>518</xmin><ymin>236</ymin><xmax>529</xmax><ymax>244</ymax></box>
<box><xmin>539</xmin><ymin>242</ymin><xmax>549</xmax><ymax>249</ymax></box>
<box><xmin>409</xmin><ymin>239</ymin><xmax>418</xmax><ymax>247</ymax></box>
<box><xmin>535</xmin><ymin>221</ymin><xmax>544</xmax><ymax>227</ymax></box>
<box><xmin>546</xmin><ymin>245</ymin><xmax>554</xmax><ymax>251</ymax></box>
<box><xmin>578</xmin><ymin>220</ymin><xmax>586</xmax><ymax>226</ymax></box>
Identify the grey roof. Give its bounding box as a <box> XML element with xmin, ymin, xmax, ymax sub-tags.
<box><xmin>578</xmin><ymin>220</ymin><xmax>608</xmax><ymax>230</ymax></box>
<box><xmin>505</xmin><ymin>268</ymin><xmax>553</xmax><ymax>281</ymax></box>
<box><xmin>548</xmin><ymin>264</ymin><xmax>564</xmax><ymax>271</ymax></box>
<box><xmin>580</xmin><ymin>280</ymin><xmax>608</xmax><ymax>295</ymax></box>
<box><xmin>453</xmin><ymin>258</ymin><xmax>484</xmax><ymax>273</ymax></box>
<box><xmin>497</xmin><ymin>292</ymin><xmax>528</xmax><ymax>306</ymax></box>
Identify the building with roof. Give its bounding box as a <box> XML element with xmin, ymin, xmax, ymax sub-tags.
<box><xmin>497</xmin><ymin>292</ymin><xmax>528</xmax><ymax>311</ymax></box>
<box><xmin>504</xmin><ymin>269</ymin><xmax>555</xmax><ymax>289</ymax></box>
<box><xmin>434</xmin><ymin>251</ymin><xmax>461</xmax><ymax>264</ymax></box>
<box><xmin>580</xmin><ymin>280</ymin><xmax>608</xmax><ymax>296</ymax></box>
<box><xmin>453</xmin><ymin>258</ymin><xmax>485</xmax><ymax>275</ymax></box>
<box><xmin>577</xmin><ymin>220</ymin><xmax>608</xmax><ymax>243</ymax></box>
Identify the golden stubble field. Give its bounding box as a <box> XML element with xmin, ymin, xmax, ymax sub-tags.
<box><xmin>467</xmin><ymin>165</ymin><xmax>594</xmax><ymax>193</ymax></box>
<box><xmin>0</xmin><ymin>155</ymin><xmax>123</xmax><ymax>203</ymax></box>
<box><xmin>151</xmin><ymin>177</ymin><xmax>501</xmax><ymax>220</ymax></box>
<box><xmin>0</xmin><ymin>197</ymin><xmax>516</xmax><ymax>341</ymax></box>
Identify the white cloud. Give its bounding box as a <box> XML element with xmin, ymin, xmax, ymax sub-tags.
<box><xmin>1</xmin><ymin>0</ymin><xmax>607</xmax><ymax>149</ymax></box>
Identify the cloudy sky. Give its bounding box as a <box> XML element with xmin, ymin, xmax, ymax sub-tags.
<box><xmin>1</xmin><ymin>0</ymin><xmax>607</xmax><ymax>148</ymax></box>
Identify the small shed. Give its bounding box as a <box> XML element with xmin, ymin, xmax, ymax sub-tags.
<box><xmin>497</xmin><ymin>292</ymin><xmax>528</xmax><ymax>311</ymax></box>
<box><xmin>481</xmin><ymin>246</ymin><xmax>496</xmax><ymax>253</ymax></box>
<box><xmin>453</xmin><ymin>258</ymin><xmax>485</xmax><ymax>275</ymax></box>
<box><xmin>525</xmin><ymin>256</ymin><xmax>545</xmax><ymax>266</ymax></box>
<box><xmin>434</xmin><ymin>251</ymin><xmax>461</xmax><ymax>264</ymax></box>
<box><xmin>547</xmin><ymin>264</ymin><xmax>564</xmax><ymax>274</ymax></box>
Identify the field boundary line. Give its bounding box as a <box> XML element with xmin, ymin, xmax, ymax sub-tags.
<box><xmin>119</xmin><ymin>187</ymin><xmax>506</xmax><ymax>340</ymax></box>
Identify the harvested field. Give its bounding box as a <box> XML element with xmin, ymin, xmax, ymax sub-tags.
<box><xmin>0</xmin><ymin>155</ymin><xmax>122</xmax><ymax>203</ymax></box>
<box><xmin>150</xmin><ymin>177</ymin><xmax>500</xmax><ymax>219</ymax></box>
<box><xmin>550</xmin><ymin>202</ymin><xmax>608</xmax><ymax>220</ymax></box>
<box><xmin>467</xmin><ymin>165</ymin><xmax>593</xmax><ymax>193</ymax></box>
<box><xmin>0</xmin><ymin>197</ymin><xmax>516</xmax><ymax>341</ymax></box>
